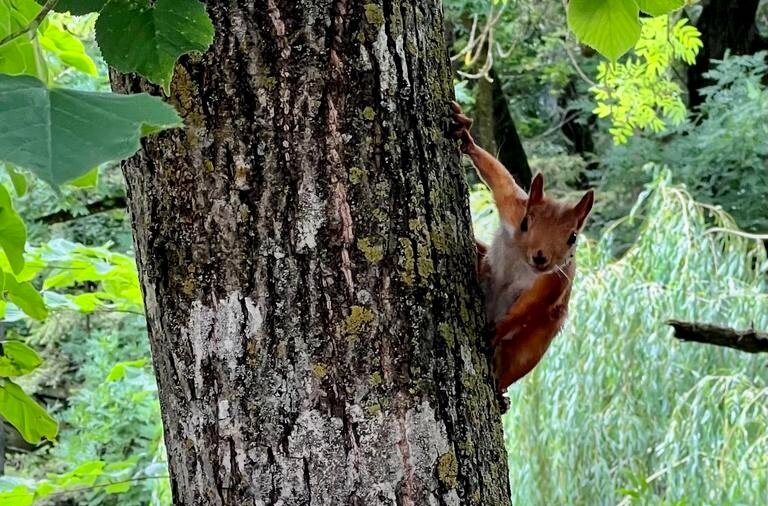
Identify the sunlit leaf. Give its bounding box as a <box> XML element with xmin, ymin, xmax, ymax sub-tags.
<box><xmin>37</xmin><ymin>16</ymin><xmax>98</xmax><ymax>76</ymax></box>
<box><xmin>66</xmin><ymin>166</ymin><xmax>98</xmax><ymax>188</ymax></box>
<box><xmin>104</xmin><ymin>481</ymin><xmax>131</xmax><ymax>493</ymax></box>
<box><xmin>106</xmin><ymin>358</ymin><xmax>147</xmax><ymax>381</ymax></box>
<box><xmin>0</xmin><ymin>0</ymin><xmax>47</xmax><ymax>79</ymax></box>
<box><xmin>0</xmin><ymin>340</ymin><xmax>42</xmax><ymax>376</ymax></box>
<box><xmin>567</xmin><ymin>0</ymin><xmax>640</xmax><ymax>61</ymax></box>
<box><xmin>0</xmin><ymin>486</ymin><xmax>34</xmax><ymax>506</ymax></box>
<box><xmin>0</xmin><ymin>379</ymin><xmax>58</xmax><ymax>444</ymax></box>
<box><xmin>0</xmin><ymin>184</ymin><xmax>26</xmax><ymax>274</ymax></box>
<box><xmin>4</xmin><ymin>163</ymin><xmax>28</xmax><ymax>196</ymax></box>
<box><xmin>3</xmin><ymin>273</ymin><xmax>47</xmax><ymax>320</ymax></box>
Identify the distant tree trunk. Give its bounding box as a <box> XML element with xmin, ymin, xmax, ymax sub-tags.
<box><xmin>559</xmin><ymin>80</ymin><xmax>597</xmax><ymax>189</ymax></box>
<box><xmin>472</xmin><ymin>68</ymin><xmax>532</xmax><ymax>189</ymax></box>
<box><xmin>113</xmin><ymin>1</ymin><xmax>510</xmax><ymax>504</ymax></box>
<box><xmin>687</xmin><ymin>0</ymin><xmax>768</xmax><ymax>107</ymax></box>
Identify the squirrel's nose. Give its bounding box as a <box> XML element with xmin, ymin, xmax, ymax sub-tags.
<box><xmin>533</xmin><ymin>251</ymin><xmax>548</xmax><ymax>265</ymax></box>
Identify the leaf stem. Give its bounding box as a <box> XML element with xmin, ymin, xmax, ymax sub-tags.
<box><xmin>0</xmin><ymin>0</ymin><xmax>59</xmax><ymax>49</ymax></box>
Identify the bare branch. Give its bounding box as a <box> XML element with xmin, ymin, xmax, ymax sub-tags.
<box><xmin>668</xmin><ymin>320</ymin><xmax>768</xmax><ymax>354</ymax></box>
<box><xmin>36</xmin><ymin>196</ymin><xmax>127</xmax><ymax>224</ymax></box>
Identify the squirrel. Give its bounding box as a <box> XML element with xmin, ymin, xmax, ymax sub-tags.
<box><xmin>450</xmin><ymin>101</ymin><xmax>594</xmax><ymax>392</ymax></box>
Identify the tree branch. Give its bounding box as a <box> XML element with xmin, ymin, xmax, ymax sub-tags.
<box><xmin>0</xmin><ymin>0</ymin><xmax>58</xmax><ymax>48</ymax></box>
<box><xmin>667</xmin><ymin>320</ymin><xmax>768</xmax><ymax>354</ymax></box>
<box><xmin>36</xmin><ymin>196</ymin><xmax>127</xmax><ymax>224</ymax></box>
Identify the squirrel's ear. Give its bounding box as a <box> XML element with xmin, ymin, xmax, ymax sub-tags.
<box><xmin>574</xmin><ymin>189</ymin><xmax>594</xmax><ymax>229</ymax></box>
<box><xmin>528</xmin><ymin>173</ymin><xmax>544</xmax><ymax>206</ymax></box>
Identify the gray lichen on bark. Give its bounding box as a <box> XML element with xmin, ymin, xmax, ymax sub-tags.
<box><xmin>113</xmin><ymin>1</ymin><xmax>511</xmax><ymax>504</ymax></box>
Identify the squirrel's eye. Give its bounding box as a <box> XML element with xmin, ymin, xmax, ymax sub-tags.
<box><xmin>520</xmin><ymin>216</ymin><xmax>529</xmax><ymax>232</ymax></box>
<box><xmin>567</xmin><ymin>232</ymin><xmax>577</xmax><ymax>246</ymax></box>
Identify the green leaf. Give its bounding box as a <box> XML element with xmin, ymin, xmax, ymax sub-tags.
<box><xmin>53</xmin><ymin>460</ymin><xmax>105</xmax><ymax>486</ymax></box>
<box><xmin>0</xmin><ymin>74</ymin><xmax>182</xmax><ymax>185</ymax></box>
<box><xmin>0</xmin><ymin>486</ymin><xmax>34</xmax><ymax>506</ymax></box>
<box><xmin>51</xmin><ymin>0</ymin><xmax>107</xmax><ymax>16</ymax></box>
<box><xmin>0</xmin><ymin>0</ymin><xmax>48</xmax><ymax>79</ymax></box>
<box><xmin>568</xmin><ymin>0</ymin><xmax>641</xmax><ymax>61</ymax></box>
<box><xmin>104</xmin><ymin>481</ymin><xmax>132</xmax><ymax>494</ymax></box>
<box><xmin>96</xmin><ymin>0</ymin><xmax>214</xmax><ymax>93</ymax></box>
<box><xmin>4</xmin><ymin>163</ymin><xmax>28</xmax><ymax>196</ymax></box>
<box><xmin>636</xmin><ymin>0</ymin><xmax>684</xmax><ymax>16</ymax></box>
<box><xmin>106</xmin><ymin>358</ymin><xmax>147</xmax><ymax>381</ymax></box>
<box><xmin>0</xmin><ymin>379</ymin><xmax>58</xmax><ymax>444</ymax></box>
<box><xmin>0</xmin><ymin>340</ymin><xmax>43</xmax><ymax>376</ymax></box>
<box><xmin>3</xmin><ymin>273</ymin><xmax>47</xmax><ymax>320</ymax></box>
<box><xmin>66</xmin><ymin>166</ymin><xmax>98</xmax><ymax>188</ymax></box>
<box><xmin>0</xmin><ymin>184</ymin><xmax>26</xmax><ymax>274</ymax></box>
<box><xmin>67</xmin><ymin>292</ymin><xmax>103</xmax><ymax>312</ymax></box>
<box><xmin>37</xmin><ymin>16</ymin><xmax>98</xmax><ymax>76</ymax></box>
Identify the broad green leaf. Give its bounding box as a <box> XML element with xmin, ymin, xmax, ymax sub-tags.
<box><xmin>51</xmin><ymin>0</ymin><xmax>107</xmax><ymax>16</ymax></box>
<box><xmin>0</xmin><ymin>379</ymin><xmax>58</xmax><ymax>443</ymax></box>
<box><xmin>38</xmin><ymin>16</ymin><xmax>98</xmax><ymax>76</ymax></box>
<box><xmin>0</xmin><ymin>74</ymin><xmax>182</xmax><ymax>185</ymax></box>
<box><xmin>4</xmin><ymin>163</ymin><xmax>27</xmax><ymax>196</ymax></box>
<box><xmin>3</xmin><ymin>273</ymin><xmax>47</xmax><ymax>320</ymax></box>
<box><xmin>568</xmin><ymin>0</ymin><xmax>640</xmax><ymax>61</ymax></box>
<box><xmin>0</xmin><ymin>486</ymin><xmax>34</xmax><ymax>506</ymax></box>
<box><xmin>66</xmin><ymin>166</ymin><xmax>98</xmax><ymax>188</ymax></box>
<box><xmin>96</xmin><ymin>0</ymin><xmax>214</xmax><ymax>93</ymax></box>
<box><xmin>0</xmin><ymin>0</ymin><xmax>48</xmax><ymax>79</ymax></box>
<box><xmin>0</xmin><ymin>184</ymin><xmax>26</xmax><ymax>274</ymax></box>
<box><xmin>636</xmin><ymin>0</ymin><xmax>684</xmax><ymax>16</ymax></box>
<box><xmin>0</xmin><ymin>340</ymin><xmax>42</xmax><ymax>376</ymax></box>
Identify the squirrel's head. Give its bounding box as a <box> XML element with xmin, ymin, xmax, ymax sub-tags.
<box><xmin>509</xmin><ymin>173</ymin><xmax>594</xmax><ymax>274</ymax></box>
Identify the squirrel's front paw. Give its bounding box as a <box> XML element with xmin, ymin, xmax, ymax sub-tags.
<box><xmin>449</xmin><ymin>101</ymin><xmax>475</xmax><ymax>153</ymax></box>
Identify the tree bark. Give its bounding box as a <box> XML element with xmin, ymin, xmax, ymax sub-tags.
<box><xmin>112</xmin><ymin>1</ymin><xmax>510</xmax><ymax>504</ymax></box>
<box><xmin>687</xmin><ymin>0</ymin><xmax>768</xmax><ymax>108</ymax></box>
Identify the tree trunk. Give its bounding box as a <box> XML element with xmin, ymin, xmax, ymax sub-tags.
<box><xmin>687</xmin><ymin>0</ymin><xmax>768</xmax><ymax>108</ymax></box>
<box><xmin>472</xmin><ymin>69</ymin><xmax>532</xmax><ymax>190</ymax></box>
<box><xmin>112</xmin><ymin>1</ymin><xmax>510</xmax><ymax>504</ymax></box>
<box><xmin>559</xmin><ymin>80</ymin><xmax>597</xmax><ymax>190</ymax></box>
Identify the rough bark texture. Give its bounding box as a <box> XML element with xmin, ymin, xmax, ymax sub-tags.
<box><xmin>112</xmin><ymin>1</ymin><xmax>510</xmax><ymax>504</ymax></box>
<box><xmin>687</xmin><ymin>0</ymin><xmax>768</xmax><ymax>108</ymax></box>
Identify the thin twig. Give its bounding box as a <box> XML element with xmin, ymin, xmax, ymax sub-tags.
<box><xmin>0</xmin><ymin>0</ymin><xmax>58</xmax><ymax>48</ymax></box>
<box><xmin>704</xmin><ymin>228</ymin><xmax>768</xmax><ymax>240</ymax></box>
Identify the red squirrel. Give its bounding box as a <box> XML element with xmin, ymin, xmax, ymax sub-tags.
<box><xmin>450</xmin><ymin>102</ymin><xmax>594</xmax><ymax>391</ymax></box>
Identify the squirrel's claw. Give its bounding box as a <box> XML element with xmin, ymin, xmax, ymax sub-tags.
<box><xmin>448</xmin><ymin>101</ymin><xmax>475</xmax><ymax>152</ymax></box>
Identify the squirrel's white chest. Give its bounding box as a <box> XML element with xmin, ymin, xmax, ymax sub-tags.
<box><xmin>484</xmin><ymin>231</ymin><xmax>538</xmax><ymax>323</ymax></box>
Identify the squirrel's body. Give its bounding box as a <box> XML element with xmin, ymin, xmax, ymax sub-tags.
<box><xmin>451</xmin><ymin>102</ymin><xmax>594</xmax><ymax>392</ymax></box>
<box><xmin>483</xmin><ymin>231</ymin><xmax>539</xmax><ymax>323</ymax></box>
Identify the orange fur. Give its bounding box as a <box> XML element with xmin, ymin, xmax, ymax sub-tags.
<box><xmin>451</xmin><ymin>101</ymin><xmax>594</xmax><ymax>392</ymax></box>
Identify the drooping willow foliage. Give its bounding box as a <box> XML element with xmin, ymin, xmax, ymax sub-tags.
<box><xmin>471</xmin><ymin>169</ymin><xmax>768</xmax><ymax>505</ymax></box>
